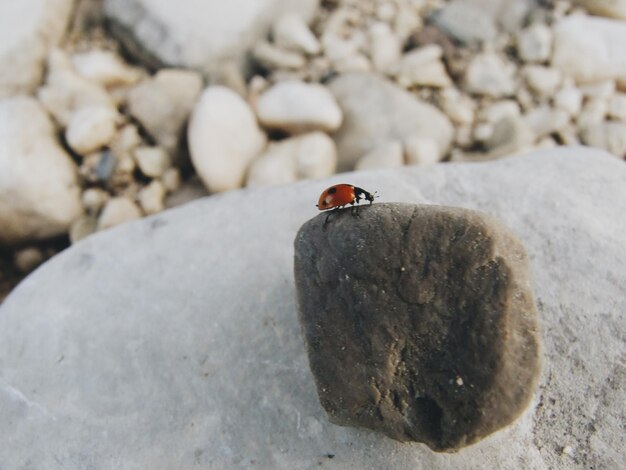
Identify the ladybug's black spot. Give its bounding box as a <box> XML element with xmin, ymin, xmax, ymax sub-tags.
<box><xmin>327</xmin><ymin>187</ymin><xmax>337</xmax><ymax>194</ymax></box>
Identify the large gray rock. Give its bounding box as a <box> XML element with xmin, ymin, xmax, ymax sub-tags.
<box><xmin>0</xmin><ymin>147</ymin><xmax>624</xmax><ymax>468</ymax></box>
<box><xmin>328</xmin><ymin>73</ymin><xmax>453</xmax><ymax>171</ymax></box>
<box><xmin>295</xmin><ymin>204</ymin><xmax>541</xmax><ymax>451</ymax></box>
<box><xmin>104</xmin><ymin>0</ymin><xmax>318</xmax><ymax>76</ymax></box>
<box><xmin>0</xmin><ymin>0</ymin><xmax>75</xmax><ymax>99</ymax></box>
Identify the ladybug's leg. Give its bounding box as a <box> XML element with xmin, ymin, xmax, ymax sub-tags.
<box><xmin>324</xmin><ymin>207</ymin><xmax>341</xmax><ymax>227</ymax></box>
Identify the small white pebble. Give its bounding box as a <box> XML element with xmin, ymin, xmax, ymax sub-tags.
<box><xmin>456</xmin><ymin>377</ymin><xmax>464</xmax><ymax>386</ymax></box>
<box><xmin>133</xmin><ymin>146</ymin><xmax>171</xmax><ymax>178</ymax></box>
<box><xmin>161</xmin><ymin>167</ymin><xmax>181</xmax><ymax>193</ymax></box>
<box><xmin>14</xmin><ymin>247</ymin><xmax>44</xmax><ymax>273</ymax></box>
<box><xmin>82</xmin><ymin>187</ymin><xmax>110</xmax><ymax>213</ymax></box>
<box><xmin>138</xmin><ymin>180</ymin><xmax>166</xmax><ymax>215</ymax></box>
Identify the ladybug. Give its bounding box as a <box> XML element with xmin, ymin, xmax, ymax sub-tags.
<box><xmin>316</xmin><ymin>184</ymin><xmax>377</xmax><ymax>224</ymax></box>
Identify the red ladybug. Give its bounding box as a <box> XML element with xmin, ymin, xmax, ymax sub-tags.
<box><xmin>316</xmin><ymin>184</ymin><xmax>377</xmax><ymax>223</ymax></box>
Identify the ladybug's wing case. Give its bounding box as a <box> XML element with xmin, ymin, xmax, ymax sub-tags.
<box><xmin>334</xmin><ymin>185</ymin><xmax>356</xmax><ymax>206</ymax></box>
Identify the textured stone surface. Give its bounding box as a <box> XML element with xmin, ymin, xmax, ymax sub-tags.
<box><xmin>552</xmin><ymin>14</ymin><xmax>626</xmax><ymax>86</ymax></box>
<box><xmin>104</xmin><ymin>0</ymin><xmax>318</xmax><ymax>75</ymax></box>
<box><xmin>127</xmin><ymin>69</ymin><xmax>203</xmax><ymax>158</ymax></box>
<box><xmin>188</xmin><ymin>86</ymin><xmax>267</xmax><ymax>193</ymax></box>
<box><xmin>0</xmin><ymin>96</ymin><xmax>82</xmax><ymax>244</ymax></box>
<box><xmin>294</xmin><ymin>204</ymin><xmax>541</xmax><ymax>450</ymax></box>
<box><xmin>0</xmin><ymin>0</ymin><xmax>75</xmax><ymax>98</ymax></box>
<box><xmin>328</xmin><ymin>73</ymin><xmax>453</xmax><ymax>171</ymax></box>
<box><xmin>0</xmin><ymin>148</ymin><xmax>624</xmax><ymax>468</ymax></box>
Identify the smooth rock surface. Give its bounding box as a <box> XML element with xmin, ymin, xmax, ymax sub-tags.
<box><xmin>256</xmin><ymin>81</ymin><xmax>343</xmax><ymax>134</ymax></box>
<box><xmin>71</xmin><ymin>49</ymin><xmax>142</xmax><ymax>88</ymax></box>
<box><xmin>97</xmin><ymin>196</ymin><xmax>142</xmax><ymax>230</ymax></box>
<box><xmin>0</xmin><ymin>148</ymin><xmax>624</xmax><ymax>469</ymax></box>
<box><xmin>580</xmin><ymin>121</ymin><xmax>626</xmax><ymax>157</ymax></box>
<box><xmin>0</xmin><ymin>0</ymin><xmax>75</xmax><ymax>98</ymax></box>
<box><xmin>552</xmin><ymin>14</ymin><xmax>626</xmax><ymax>86</ymax></box>
<box><xmin>38</xmin><ymin>49</ymin><xmax>117</xmax><ymax>128</ymax></box>
<box><xmin>104</xmin><ymin>0</ymin><xmax>318</xmax><ymax>75</ymax></box>
<box><xmin>328</xmin><ymin>73</ymin><xmax>453</xmax><ymax>171</ymax></box>
<box><xmin>127</xmin><ymin>69</ymin><xmax>203</xmax><ymax>157</ymax></box>
<box><xmin>188</xmin><ymin>86</ymin><xmax>267</xmax><ymax>193</ymax></box>
<box><xmin>0</xmin><ymin>96</ymin><xmax>82</xmax><ymax>244</ymax></box>
<box><xmin>66</xmin><ymin>106</ymin><xmax>119</xmax><ymax>155</ymax></box>
<box><xmin>578</xmin><ymin>0</ymin><xmax>626</xmax><ymax>20</ymax></box>
<box><xmin>465</xmin><ymin>52</ymin><xmax>516</xmax><ymax>98</ymax></box>
<box><xmin>246</xmin><ymin>132</ymin><xmax>337</xmax><ymax>186</ymax></box>
<box><xmin>272</xmin><ymin>13</ymin><xmax>321</xmax><ymax>55</ymax></box>
<box><xmin>294</xmin><ymin>204</ymin><xmax>541</xmax><ymax>450</ymax></box>
<box><xmin>355</xmin><ymin>141</ymin><xmax>404</xmax><ymax>170</ymax></box>
<box><xmin>396</xmin><ymin>46</ymin><xmax>452</xmax><ymax>88</ymax></box>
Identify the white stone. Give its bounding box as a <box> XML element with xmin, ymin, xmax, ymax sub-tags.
<box><xmin>454</xmin><ymin>125</ymin><xmax>474</xmax><ymax>148</ymax></box>
<box><xmin>66</xmin><ymin>107</ymin><xmax>119</xmax><ymax>155</ymax></box>
<box><xmin>127</xmin><ymin>69</ymin><xmax>203</xmax><ymax>156</ymax></box>
<box><xmin>396</xmin><ymin>45</ymin><xmax>452</xmax><ymax>88</ymax></box>
<box><xmin>13</xmin><ymin>247</ymin><xmax>44</xmax><ymax>274</ymax></box>
<box><xmin>478</xmin><ymin>100</ymin><xmax>522</xmax><ymax>124</ymax></box>
<box><xmin>1</xmin><ymin>149</ymin><xmax>623</xmax><ymax>469</ymax></box>
<box><xmin>328</xmin><ymin>73</ymin><xmax>453</xmax><ymax>171</ymax></box>
<box><xmin>555</xmin><ymin>125</ymin><xmax>581</xmax><ymax>146</ymax></box>
<box><xmin>607</xmin><ymin>93</ymin><xmax>626</xmax><ymax>121</ymax></box>
<box><xmin>160</xmin><ymin>168</ymin><xmax>181</xmax><ymax>193</ymax></box>
<box><xmin>440</xmin><ymin>88</ymin><xmax>476</xmax><ymax>125</ymax></box>
<box><xmin>473</xmin><ymin>123</ymin><xmax>494</xmax><ymax>142</ymax></box>
<box><xmin>523</xmin><ymin>65</ymin><xmax>562</xmax><ymax>97</ymax></box>
<box><xmin>523</xmin><ymin>106</ymin><xmax>571</xmax><ymax>138</ymax></box>
<box><xmin>577</xmin><ymin>98</ymin><xmax>608</xmax><ymax>128</ymax></box>
<box><xmin>0</xmin><ymin>96</ymin><xmax>82</xmax><ymax>243</ymax></box>
<box><xmin>188</xmin><ymin>86</ymin><xmax>267</xmax><ymax>193</ymax></box>
<box><xmin>246</xmin><ymin>148</ymin><xmax>296</xmax><ymax>187</ymax></box>
<box><xmin>0</xmin><ymin>0</ymin><xmax>74</xmax><ymax>98</ymax></box>
<box><xmin>294</xmin><ymin>133</ymin><xmax>337</xmax><ymax>179</ymax></box>
<box><xmin>98</xmin><ymin>197</ymin><xmax>142</xmax><ymax>230</ymax></box>
<box><xmin>111</xmin><ymin>124</ymin><xmax>143</xmax><ymax>160</ymax></box>
<box><xmin>578</xmin><ymin>0</ymin><xmax>626</xmax><ymax>20</ymax></box>
<box><xmin>69</xmin><ymin>215</ymin><xmax>98</xmax><ymax>244</ymax></box>
<box><xmin>256</xmin><ymin>81</ymin><xmax>343</xmax><ymax>133</ymax></box>
<box><xmin>82</xmin><ymin>188</ymin><xmax>110</xmax><ymax>213</ymax></box>
<box><xmin>393</xmin><ymin>3</ymin><xmax>423</xmax><ymax>41</ymax></box>
<box><xmin>138</xmin><ymin>180</ymin><xmax>166</xmax><ymax>215</ymax></box>
<box><xmin>375</xmin><ymin>2</ymin><xmax>396</xmax><ymax>21</ymax></box>
<box><xmin>552</xmin><ymin>14</ymin><xmax>626</xmax><ymax>86</ymax></box>
<box><xmin>133</xmin><ymin>146</ymin><xmax>171</xmax><ymax>178</ymax></box>
<box><xmin>38</xmin><ymin>49</ymin><xmax>117</xmax><ymax>127</ymax></box>
<box><xmin>355</xmin><ymin>141</ymin><xmax>404</xmax><ymax>170</ymax></box>
<box><xmin>252</xmin><ymin>42</ymin><xmax>306</xmax><ymax>70</ymax></box>
<box><xmin>517</xmin><ymin>23</ymin><xmax>553</xmax><ymax>63</ymax></box>
<box><xmin>581</xmin><ymin>121</ymin><xmax>626</xmax><ymax>157</ymax></box>
<box><xmin>246</xmin><ymin>132</ymin><xmax>336</xmax><ymax>186</ymax></box>
<box><xmin>334</xmin><ymin>54</ymin><xmax>372</xmax><ymax>73</ymax></box>
<box><xmin>466</xmin><ymin>52</ymin><xmax>517</xmax><ymax>97</ymax></box>
<box><xmin>579</xmin><ymin>80</ymin><xmax>616</xmax><ymax>99</ymax></box>
<box><xmin>433</xmin><ymin>0</ymin><xmax>497</xmax><ymax>45</ymax></box>
<box><xmin>104</xmin><ymin>0</ymin><xmax>317</xmax><ymax>75</ymax></box>
<box><xmin>272</xmin><ymin>13</ymin><xmax>320</xmax><ymax>55</ymax></box>
<box><xmin>376</xmin><ymin>2</ymin><xmax>396</xmax><ymax>21</ymax></box>
<box><xmin>404</xmin><ymin>136</ymin><xmax>441</xmax><ymax>166</ymax></box>
<box><xmin>484</xmin><ymin>116</ymin><xmax>536</xmax><ymax>159</ymax></box>
<box><xmin>72</xmin><ymin>49</ymin><xmax>142</xmax><ymax>87</ymax></box>
<box><xmin>553</xmin><ymin>85</ymin><xmax>583</xmax><ymax>116</ymax></box>
<box><xmin>368</xmin><ymin>22</ymin><xmax>401</xmax><ymax>74</ymax></box>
